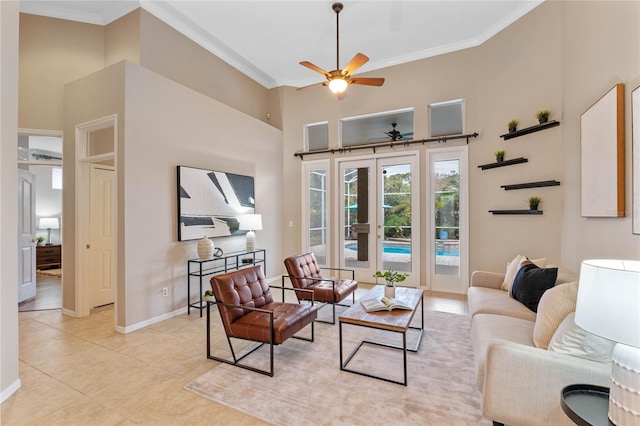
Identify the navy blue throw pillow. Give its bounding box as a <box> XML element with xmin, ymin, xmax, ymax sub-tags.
<box><xmin>511</xmin><ymin>262</ymin><xmax>558</xmax><ymax>312</ymax></box>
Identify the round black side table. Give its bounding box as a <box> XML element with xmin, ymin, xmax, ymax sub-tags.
<box><xmin>561</xmin><ymin>384</ymin><xmax>613</xmax><ymax>426</ymax></box>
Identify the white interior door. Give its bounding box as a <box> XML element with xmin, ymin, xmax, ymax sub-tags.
<box><xmin>90</xmin><ymin>164</ymin><xmax>115</xmax><ymax>308</ymax></box>
<box><xmin>338</xmin><ymin>155</ymin><xmax>419</xmax><ymax>286</ymax></box>
<box><xmin>18</xmin><ymin>170</ymin><xmax>36</xmax><ymax>302</ymax></box>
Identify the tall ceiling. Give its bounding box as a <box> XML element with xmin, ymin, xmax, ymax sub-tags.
<box><xmin>20</xmin><ymin>0</ymin><xmax>543</xmax><ymax>89</ymax></box>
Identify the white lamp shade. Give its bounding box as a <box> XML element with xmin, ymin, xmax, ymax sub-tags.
<box><xmin>238</xmin><ymin>214</ymin><xmax>262</xmax><ymax>231</ymax></box>
<box><xmin>39</xmin><ymin>217</ymin><xmax>59</xmax><ymax>229</ymax></box>
<box><xmin>575</xmin><ymin>259</ymin><xmax>640</xmax><ymax>348</ymax></box>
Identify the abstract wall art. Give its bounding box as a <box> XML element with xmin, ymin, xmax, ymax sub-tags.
<box><xmin>177</xmin><ymin>165</ymin><xmax>254</xmax><ymax>241</ymax></box>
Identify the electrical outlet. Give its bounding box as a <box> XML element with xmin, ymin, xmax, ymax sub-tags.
<box><xmin>162</xmin><ymin>287</ymin><xmax>168</xmax><ymax>297</ymax></box>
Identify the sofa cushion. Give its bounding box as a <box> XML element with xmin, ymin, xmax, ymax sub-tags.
<box><xmin>471</xmin><ymin>313</ymin><xmax>535</xmax><ymax>390</ymax></box>
<box><xmin>501</xmin><ymin>255</ymin><xmax>525</xmax><ymax>291</ymax></box>
<box><xmin>468</xmin><ymin>286</ymin><xmax>537</xmax><ymax>321</ymax></box>
<box><xmin>533</xmin><ymin>281</ymin><xmax>579</xmax><ymax>349</ymax></box>
<box><xmin>501</xmin><ymin>256</ymin><xmax>547</xmax><ymax>292</ymax></box>
<box><xmin>548</xmin><ymin>312</ymin><xmax>616</xmax><ymax>362</ymax></box>
<box><xmin>510</xmin><ymin>261</ymin><xmax>558</xmax><ymax>312</ymax></box>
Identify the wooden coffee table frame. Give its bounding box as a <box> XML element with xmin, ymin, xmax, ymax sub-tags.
<box><xmin>338</xmin><ymin>285</ymin><xmax>424</xmax><ymax>386</ymax></box>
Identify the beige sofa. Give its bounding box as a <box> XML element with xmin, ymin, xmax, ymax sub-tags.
<box><xmin>468</xmin><ymin>266</ymin><xmax>611</xmax><ymax>426</ymax></box>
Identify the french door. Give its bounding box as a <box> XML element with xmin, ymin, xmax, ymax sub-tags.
<box><xmin>427</xmin><ymin>146</ymin><xmax>468</xmax><ymax>294</ymax></box>
<box><xmin>337</xmin><ymin>154</ymin><xmax>419</xmax><ymax>287</ymax></box>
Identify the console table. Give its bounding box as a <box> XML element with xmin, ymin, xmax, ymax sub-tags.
<box><xmin>186</xmin><ymin>249</ymin><xmax>266</xmax><ymax>316</ymax></box>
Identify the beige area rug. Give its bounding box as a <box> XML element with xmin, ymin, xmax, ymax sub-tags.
<box><xmin>37</xmin><ymin>268</ymin><xmax>62</xmax><ymax>277</ymax></box>
<box><xmin>185</xmin><ymin>310</ymin><xmax>490</xmax><ymax>426</ymax></box>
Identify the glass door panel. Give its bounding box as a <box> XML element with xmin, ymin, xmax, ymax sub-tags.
<box><xmin>428</xmin><ymin>147</ymin><xmax>468</xmax><ymax>294</ymax></box>
<box><xmin>309</xmin><ymin>169</ymin><xmax>327</xmax><ymax>264</ymax></box>
<box><xmin>380</xmin><ymin>163</ymin><xmax>412</xmax><ymax>274</ymax></box>
<box><xmin>339</xmin><ymin>155</ymin><xmax>419</xmax><ymax>287</ymax></box>
<box><xmin>434</xmin><ymin>159</ymin><xmax>460</xmax><ymax>276</ymax></box>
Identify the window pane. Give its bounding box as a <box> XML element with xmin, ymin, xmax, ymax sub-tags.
<box><xmin>52</xmin><ymin>167</ymin><xmax>62</xmax><ymax>189</ymax></box>
<box><xmin>306</xmin><ymin>122</ymin><xmax>328</xmax><ymax>151</ymax></box>
<box><xmin>430</xmin><ymin>99</ymin><xmax>464</xmax><ymax>137</ymax></box>
<box><xmin>434</xmin><ymin>160</ymin><xmax>460</xmax><ymax>276</ymax></box>
<box><xmin>382</xmin><ymin>164</ymin><xmax>412</xmax><ymax>273</ymax></box>
<box><xmin>342</xmin><ymin>109</ymin><xmax>414</xmax><ymax>147</ymax></box>
<box><xmin>308</xmin><ymin>169</ymin><xmax>326</xmax><ymax>263</ymax></box>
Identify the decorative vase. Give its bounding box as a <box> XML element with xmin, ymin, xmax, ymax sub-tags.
<box><xmin>384</xmin><ymin>282</ymin><xmax>396</xmax><ymax>298</ymax></box>
<box><xmin>538</xmin><ymin>117</ymin><xmax>548</xmax><ymax>124</ymax></box>
<box><xmin>530</xmin><ymin>204</ymin><xmax>539</xmax><ymax>211</ymax></box>
<box><xmin>508</xmin><ymin>127</ymin><xmax>517</xmax><ymax>134</ymax></box>
<box><xmin>197</xmin><ymin>236</ymin><xmax>214</xmax><ymax>259</ymax></box>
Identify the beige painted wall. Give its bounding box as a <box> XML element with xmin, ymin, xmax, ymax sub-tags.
<box><xmin>560</xmin><ymin>1</ymin><xmax>640</xmax><ymax>270</ymax></box>
<box><xmin>19</xmin><ymin>13</ymin><xmax>105</xmax><ymax>131</ymax></box>
<box><xmin>138</xmin><ymin>10</ymin><xmax>275</xmax><ymax>128</ymax></box>
<box><xmin>472</xmin><ymin>1</ymin><xmax>563</xmax><ymax>272</ymax></box>
<box><xmin>19</xmin><ymin>9</ymin><xmax>278</xmax><ymax>133</ymax></box>
<box><xmin>279</xmin><ymin>0</ymin><xmax>640</xmax><ymax>284</ymax></box>
<box><xmin>104</xmin><ymin>9</ymin><xmax>140</xmax><ymax>67</ymax></box>
<box><xmin>63</xmin><ymin>62</ymin><xmax>125</xmax><ymax>320</ymax></box>
<box><xmin>64</xmin><ymin>61</ymin><xmax>282</xmax><ymax>328</ymax></box>
<box><xmin>1</xmin><ymin>0</ymin><xmax>20</xmax><ymax>402</ymax></box>
<box><xmin>121</xmin><ymin>61</ymin><xmax>283</xmax><ymax>327</ymax></box>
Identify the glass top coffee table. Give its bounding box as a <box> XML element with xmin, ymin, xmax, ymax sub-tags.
<box><xmin>338</xmin><ymin>285</ymin><xmax>424</xmax><ymax>386</ymax></box>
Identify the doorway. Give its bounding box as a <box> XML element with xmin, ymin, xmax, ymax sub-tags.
<box><xmin>17</xmin><ymin>130</ymin><xmax>63</xmax><ymax>311</ymax></box>
<box><xmin>427</xmin><ymin>146</ymin><xmax>468</xmax><ymax>294</ymax></box>
<box><xmin>337</xmin><ymin>154</ymin><xmax>420</xmax><ymax>287</ymax></box>
<box><xmin>75</xmin><ymin>115</ymin><xmax>118</xmax><ymax>318</ymax></box>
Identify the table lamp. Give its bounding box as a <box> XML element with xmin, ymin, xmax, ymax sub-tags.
<box><xmin>38</xmin><ymin>217</ymin><xmax>59</xmax><ymax>245</ymax></box>
<box><xmin>574</xmin><ymin>259</ymin><xmax>640</xmax><ymax>425</ymax></box>
<box><xmin>238</xmin><ymin>214</ymin><xmax>262</xmax><ymax>251</ymax></box>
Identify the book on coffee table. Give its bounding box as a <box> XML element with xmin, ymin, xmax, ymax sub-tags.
<box><xmin>361</xmin><ymin>296</ymin><xmax>413</xmax><ymax>312</ymax></box>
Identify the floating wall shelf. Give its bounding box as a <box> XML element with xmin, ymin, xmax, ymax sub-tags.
<box><xmin>500</xmin><ymin>120</ymin><xmax>560</xmax><ymax>140</ymax></box>
<box><xmin>478</xmin><ymin>157</ymin><xmax>528</xmax><ymax>170</ymax></box>
<box><xmin>501</xmin><ymin>180</ymin><xmax>561</xmax><ymax>190</ymax></box>
<box><xmin>489</xmin><ymin>210</ymin><xmax>543</xmax><ymax>215</ymax></box>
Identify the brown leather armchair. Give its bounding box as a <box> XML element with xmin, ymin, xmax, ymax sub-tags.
<box><xmin>208</xmin><ymin>265</ymin><xmax>317</xmax><ymax>376</ymax></box>
<box><xmin>283</xmin><ymin>252</ymin><xmax>358</xmax><ymax>324</ymax></box>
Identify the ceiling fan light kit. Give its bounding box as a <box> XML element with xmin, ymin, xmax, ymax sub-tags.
<box><xmin>297</xmin><ymin>2</ymin><xmax>385</xmax><ymax>99</ymax></box>
<box><xmin>328</xmin><ymin>77</ymin><xmax>348</xmax><ymax>94</ymax></box>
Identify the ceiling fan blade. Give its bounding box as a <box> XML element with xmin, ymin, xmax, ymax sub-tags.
<box><xmin>342</xmin><ymin>53</ymin><xmax>369</xmax><ymax>76</ymax></box>
<box><xmin>296</xmin><ymin>81</ymin><xmax>327</xmax><ymax>91</ymax></box>
<box><xmin>299</xmin><ymin>61</ymin><xmax>331</xmax><ymax>77</ymax></box>
<box><xmin>349</xmin><ymin>77</ymin><xmax>385</xmax><ymax>87</ymax></box>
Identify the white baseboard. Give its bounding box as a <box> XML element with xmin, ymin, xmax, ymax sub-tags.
<box><xmin>1</xmin><ymin>379</ymin><xmax>21</xmax><ymax>403</ymax></box>
<box><xmin>61</xmin><ymin>308</ymin><xmax>79</xmax><ymax>317</ymax></box>
<box><xmin>117</xmin><ymin>306</ymin><xmax>187</xmax><ymax>334</ymax></box>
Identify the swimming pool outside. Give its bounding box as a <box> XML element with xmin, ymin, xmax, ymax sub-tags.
<box><xmin>345</xmin><ymin>242</ymin><xmax>460</xmax><ymax>257</ymax></box>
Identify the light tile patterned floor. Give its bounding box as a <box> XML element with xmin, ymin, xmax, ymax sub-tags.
<box><xmin>2</xmin><ymin>287</ymin><xmax>467</xmax><ymax>425</ymax></box>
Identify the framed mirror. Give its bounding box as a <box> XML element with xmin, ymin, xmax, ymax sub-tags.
<box><xmin>633</xmin><ymin>85</ymin><xmax>640</xmax><ymax>234</ymax></box>
<box><xmin>580</xmin><ymin>83</ymin><xmax>625</xmax><ymax>217</ymax></box>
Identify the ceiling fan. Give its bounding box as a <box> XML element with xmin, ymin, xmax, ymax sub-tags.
<box><xmin>370</xmin><ymin>123</ymin><xmax>414</xmax><ymax>142</ymax></box>
<box><xmin>385</xmin><ymin>122</ymin><xmax>413</xmax><ymax>141</ymax></box>
<box><xmin>297</xmin><ymin>2</ymin><xmax>385</xmax><ymax>99</ymax></box>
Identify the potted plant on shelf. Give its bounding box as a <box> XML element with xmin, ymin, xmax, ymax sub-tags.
<box><xmin>495</xmin><ymin>150</ymin><xmax>505</xmax><ymax>163</ymax></box>
<box><xmin>373</xmin><ymin>268</ymin><xmax>409</xmax><ymax>298</ymax></box>
<box><xmin>508</xmin><ymin>120</ymin><xmax>518</xmax><ymax>133</ymax></box>
<box><xmin>536</xmin><ymin>110</ymin><xmax>551</xmax><ymax>124</ymax></box>
<box><xmin>528</xmin><ymin>196</ymin><xmax>541</xmax><ymax>211</ymax></box>
<box><xmin>33</xmin><ymin>236</ymin><xmax>45</xmax><ymax>246</ymax></box>
<box><xmin>203</xmin><ymin>289</ymin><xmax>215</xmax><ymax>302</ymax></box>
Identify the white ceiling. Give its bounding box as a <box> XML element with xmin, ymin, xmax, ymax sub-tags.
<box><xmin>20</xmin><ymin>0</ymin><xmax>543</xmax><ymax>89</ymax></box>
